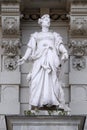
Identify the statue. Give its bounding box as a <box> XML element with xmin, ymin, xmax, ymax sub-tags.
<box><xmin>18</xmin><ymin>14</ymin><xmax>69</xmax><ymax>111</ymax></box>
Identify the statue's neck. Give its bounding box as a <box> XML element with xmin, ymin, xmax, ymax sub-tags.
<box><xmin>42</xmin><ymin>27</ymin><xmax>49</xmax><ymax>33</ymax></box>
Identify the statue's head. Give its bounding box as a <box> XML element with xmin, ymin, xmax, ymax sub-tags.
<box><xmin>38</xmin><ymin>14</ymin><xmax>50</xmax><ymax>27</ymax></box>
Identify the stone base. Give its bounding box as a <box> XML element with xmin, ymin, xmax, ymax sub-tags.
<box><xmin>24</xmin><ymin>104</ymin><xmax>71</xmax><ymax>116</ymax></box>
<box><xmin>5</xmin><ymin>115</ymin><xmax>86</xmax><ymax>130</ymax></box>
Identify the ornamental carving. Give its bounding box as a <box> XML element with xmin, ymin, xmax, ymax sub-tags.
<box><xmin>70</xmin><ymin>16</ymin><xmax>87</xmax><ymax>35</ymax></box>
<box><xmin>2</xmin><ymin>16</ymin><xmax>19</xmax><ymax>35</ymax></box>
<box><xmin>2</xmin><ymin>39</ymin><xmax>20</xmax><ymax>57</ymax></box>
<box><xmin>22</xmin><ymin>8</ymin><xmax>68</xmax><ymax>21</ymax></box>
<box><xmin>69</xmin><ymin>40</ymin><xmax>87</xmax><ymax>56</ymax></box>
<box><xmin>22</xmin><ymin>13</ymin><xmax>68</xmax><ymax>21</ymax></box>
<box><xmin>4</xmin><ymin>57</ymin><xmax>17</xmax><ymax>71</ymax></box>
<box><xmin>72</xmin><ymin>57</ymin><xmax>86</xmax><ymax>71</ymax></box>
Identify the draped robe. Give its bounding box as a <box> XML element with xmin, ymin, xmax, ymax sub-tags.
<box><xmin>23</xmin><ymin>32</ymin><xmax>68</xmax><ymax>108</ymax></box>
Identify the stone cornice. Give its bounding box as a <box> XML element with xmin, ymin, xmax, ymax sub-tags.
<box><xmin>71</xmin><ymin>0</ymin><xmax>87</xmax><ymax>3</ymax></box>
<box><xmin>1</xmin><ymin>3</ymin><xmax>20</xmax><ymax>13</ymax></box>
<box><xmin>0</xmin><ymin>0</ymin><xmax>20</xmax><ymax>2</ymax></box>
<box><xmin>70</xmin><ymin>4</ymin><xmax>87</xmax><ymax>14</ymax></box>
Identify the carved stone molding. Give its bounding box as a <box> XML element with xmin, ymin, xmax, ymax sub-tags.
<box><xmin>2</xmin><ymin>16</ymin><xmax>20</xmax><ymax>36</ymax></box>
<box><xmin>1</xmin><ymin>3</ymin><xmax>20</xmax><ymax>13</ymax></box>
<box><xmin>22</xmin><ymin>13</ymin><xmax>68</xmax><ymax>21</ymax></box>
<box><xmin>69</xmin><ymin>39</ymin><xmax>87</xmax><ymax>56</ymax></box>
<box><xmin>72</xmin><ymin>56</ymin><xmax>86</xmax><ymax>71</ymax></box>
<box><xmin>70</xmin><ymin>16</ymin><xmax>87</xmax><ymax>36</ymax></box>
<box><xmin>2</xmin><ymin>38</ymin><xmax>20</xmax><ymax>57</ymax></box>
<box><xmin>22</xmin><ymin>8</ymin><xmax>69</xmax><ymax>21</ymax></box>
<box><xmin>4</xmin><ymin>56</ymin><xmax>17</xmax><ymax>71</ymax></box>
<box><xmin>50</xmin><ymin>8</ymin><xmax>68</xmax><ymax>21</ymax></box>
<box><xmin>71</xmin><ymin>0</ymin><xmax>87</xmax><ymax>4</ymax></box>
<box><xmin>71</xmin><ymin>2</ymin><xmax>87</xmax><ymax>13</ymax></box>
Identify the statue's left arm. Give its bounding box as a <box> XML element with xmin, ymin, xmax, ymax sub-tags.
<box><xmin>54</xmin><ymin>32</ymin><xmax>68</xmax><ymax>62</ymax></box>
<box><xmin>59</xmin><ymin>44</ymin><xmax>68</xmax><ymax>61</ymax></box>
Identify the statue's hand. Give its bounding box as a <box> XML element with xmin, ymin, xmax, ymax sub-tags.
<box><xmin>61</xmin><ymin>53</ymin><xmax>68</xmax><ymax>62</ymax></box>
<box><xmin>27</xmin><ymin>73</ymin><xmax>32</xmax><ymax>82</ymax></box>
<box><xmin>17</xmin><ymin>58</ymin><xmax>25</xmax><ymax>66</ymax></box>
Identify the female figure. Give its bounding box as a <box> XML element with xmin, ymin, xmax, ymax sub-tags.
<box><xmin>18</xmin><ymin>14</ymin><xmax>68</xmax><ymax>110</ymax></box>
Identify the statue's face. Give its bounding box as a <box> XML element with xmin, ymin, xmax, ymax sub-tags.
<box><xmin>41</xmin><ymin>17</ymin><xmax>50</xmax><ymax>27</ymax></box>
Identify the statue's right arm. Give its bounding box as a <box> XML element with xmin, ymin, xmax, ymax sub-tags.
<box><xmin>17</xmin><ymin>47</ymin><xmax>32</xmax><ymax>65</ymax></box>
<box><xmin>17</xmin><ymin>32</ymin><xmax>37</xmax><ymax>66</ymax></box>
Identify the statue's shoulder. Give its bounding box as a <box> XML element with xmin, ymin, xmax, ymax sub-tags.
<box><xmin>30</xmin><ymin>32</ymin><xmax>39</xmax><ymax>39</ymax></box>
<box><xmin>53</xmin><ymin>32</ymin><xmax>61</xmax><ymax>38</ymax></box>
<box><xmin>52</xmin><ymin>32</ymin><xmax>63</xmax><ymax>44</ymax></box>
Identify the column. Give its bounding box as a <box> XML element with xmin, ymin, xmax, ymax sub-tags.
<box><xmin>69</xmin><ymin>0</ymin><xmax>87</xmax><ymax>114</ymax></box>
<box><xmin>0</xmin><ymin>2</ymin><xmax>21</xmax><ymax>114</ymax></box>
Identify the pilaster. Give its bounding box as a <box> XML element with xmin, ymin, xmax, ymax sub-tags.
<box><xmin>69</xmin><ymin>1</ymin><xmax>87</xmax><ymax>114</ymax></box>
<box><xmin>0</xmin><ymin>2</ymin><xmax>21</xmax><ymax>114</ymax></box>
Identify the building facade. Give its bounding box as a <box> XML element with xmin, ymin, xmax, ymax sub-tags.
<box><xmin>0</xmin><ymin>0</ymin><xmax>87</xmax><ymax>129</ymax></box>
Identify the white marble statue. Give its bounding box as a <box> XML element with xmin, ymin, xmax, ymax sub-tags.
<box><xmin>18</xmin><ymin>14</ymin><xmax>68</xmax><ymax>110</ymax></box>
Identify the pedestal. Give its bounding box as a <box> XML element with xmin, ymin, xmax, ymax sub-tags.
<box><xmin>5</xmin><ymin>115</ymin><xmax>86</xmax><ymax>130</ymax></box>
